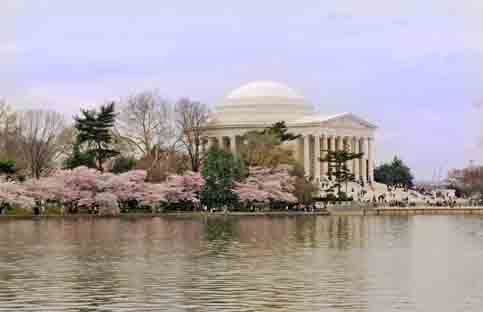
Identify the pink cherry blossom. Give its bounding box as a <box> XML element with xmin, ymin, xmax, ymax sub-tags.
<box><xmin>234</xmin><ymin>166</ymin><xmax>297</xmax><ymax>204</ymax></box>
<box><xmin>0</xmin><ymin>164</ymin><xmax>298</xmax><ymax>212</ymax></box>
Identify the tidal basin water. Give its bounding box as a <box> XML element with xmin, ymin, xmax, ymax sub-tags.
<box><xmin>1</xmin><ymin>215</ymin><xmax>483</xmax><ymax>311</ymax></box>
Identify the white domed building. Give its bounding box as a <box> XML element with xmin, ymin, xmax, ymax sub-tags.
<box><xmin>204</xmin><ymin>81</ymin><xmax>378</xmax><ymax>185</ymax></box>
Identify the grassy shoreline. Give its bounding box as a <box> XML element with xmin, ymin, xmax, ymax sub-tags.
<box><xmin>0</xmin><ymin>211</ymin><xmax>330</xmax><ymax>220</ymax></box>
<box><xmin>3</xmin><ymin>207</ymin><xmax>483</xmax><ymax>219</ymax></box>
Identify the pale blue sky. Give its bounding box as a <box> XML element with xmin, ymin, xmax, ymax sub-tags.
<box><xmin>2</xmin><ymin>0</ymin><xmax>483</xmax><ymax>180</ymax></box>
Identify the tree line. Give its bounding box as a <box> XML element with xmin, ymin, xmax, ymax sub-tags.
<box><xmin>0</xmin><ymin>92</ymin><xmax>209</xmax><ymax>181</ymax></box>
<box><xmin>0</xmin><ymin>91</ymin><xmax>319</xmax><ymax>213</ymax></box>
<box><xmin>1</xmin><ymin>91</ymin><xmax>416</xmax><ymax>211</ymax></box>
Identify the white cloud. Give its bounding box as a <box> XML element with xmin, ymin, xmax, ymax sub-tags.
<box><xmin>0</xmin><ymin>42</ymin><xmax>17</xmax><ymax>53</ymax></box>
<box><xmin>1</xmin><ymin>0</ymin><xmax>482</xmax><ymax>180</ymax></box>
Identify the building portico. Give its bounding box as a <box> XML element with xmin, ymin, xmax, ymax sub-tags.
<box><xmin>293</xmin><ymin>134</ymin><xmax>374</xmax><ymax>183</ymax></box>
<box><xmin>203</xmin><ymin>81</ymin><xmax>378</xmax><ymax>185</ymax></box>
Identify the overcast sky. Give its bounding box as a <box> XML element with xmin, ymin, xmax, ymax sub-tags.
<box><xmin>2</xmin><ymin>0</ymin><xmax>483</xmax><ymax>180</ymax></box>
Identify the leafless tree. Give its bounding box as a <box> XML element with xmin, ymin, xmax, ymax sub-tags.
<box><xmin>17</xmin><ymin>109</ymin><xmax>67</xmax><ymax>179</ymax></box>
<box><xmin>55</xmin><ymin>126</ymin><xmax>78</xmax><ymax>160</ymax></box>
<box><xmin>136</xmin><ymin>148</ymin><xmax>190</xmax><ymax>182</ymax></box>
<box><xmin>116</xmin><ymin>90</ymin><xmax>176</xmax><ymax>156</ymax></box>
<box><xmin>0</xmin><ymin>99</ymin><xmax>20</xmax><ymax>161</ymax></box>
<box><xmin>0</xmin><ymin>99</ymin><xmax>9</xmax><ymax>122</ymax></box>
<box><xmin>448</xmin><ymin>166</ymin><xmax>483</xmax><ymax>197</ymax></box>
<box><xmin>175</xmin><ymin>98</ymin><xmax>210</xmax><ymax>172</ymax></box>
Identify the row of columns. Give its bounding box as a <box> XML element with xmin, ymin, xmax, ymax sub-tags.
<box><xmin>298</xmin><ymin>135</ymin><xmax>374</xmax><ymax>184</ymax></box>
<box><xmin>203</xmin><ymin>133</ymin><xmax>375</xmax><ymax>184</ymax></box>
<box><xmin>205</xmin><ymin>135</ymin><xmax>238</xmax><ymax>155</ymax></box>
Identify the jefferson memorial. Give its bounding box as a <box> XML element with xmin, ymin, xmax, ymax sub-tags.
<box><xmin>204</xmin><ymin>81</ymin><xmax>377</xmax><ymax>184</ymax></box>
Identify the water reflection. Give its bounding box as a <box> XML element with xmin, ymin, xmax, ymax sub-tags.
<box><xmin>204</xmin><ymin>216</ymin><xmax>238</xmax><ymax>242</ymax></box>
<box><xmin>0</xmin><ymin>215</ymin><xmax>483</xmax><ymax>311</ymax></box>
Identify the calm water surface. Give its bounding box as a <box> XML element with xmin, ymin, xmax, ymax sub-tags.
<box><xmin>1</xmin><ymin>215</ymin><xmax>483</xmax><ymax>311</ymax></box>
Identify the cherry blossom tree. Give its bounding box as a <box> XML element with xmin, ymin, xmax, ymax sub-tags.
<box><xmin>0</xmin><ymin>181</ymin><xmax>36</xmax><ymax>211</ymax></box>
<box><xmin>163</xmin><ymin>171</ymin><xmax>205</xmax><ymax>205</ymax></box>
<box><xmin>95</xmin><ymin>192</ymin><xmax>120</xmax><ymax>216</ymax></box>
<box><xmin>0</xmin><ymin>164</ymin><xmax>299</xmax><ymax>214</ymax></box>
<box><xmin>234</xmin><ymin>165</ymin><xmax>297</xmax><ymax>205</ymax></box>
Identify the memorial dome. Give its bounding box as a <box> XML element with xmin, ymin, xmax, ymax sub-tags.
<box><xmin>213</xmin><ymin>81</ymin><xmax>314</xmax><ymax>125</ymax></box>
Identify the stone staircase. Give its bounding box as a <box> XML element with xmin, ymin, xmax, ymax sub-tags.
<box><xmin>317</xmin><ymin>177</ymin><xmax>457</xmax><ymax>205</ymax></box>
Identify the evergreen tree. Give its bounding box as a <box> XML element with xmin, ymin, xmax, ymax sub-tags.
<box><xmin>320</xmin><ymin>150</ymin><xmax>363</xmax><ymax>197</ymax></box>
<box><xmin>111</xmin><ymin>156</ymin><xmax>138</xmax><ymax>174</ymax></box>
<box><xmin>0</xmin><ymin>159</ymin><xmax>16</xmax><ymax>175</ymax></box>
<box><xmin>74</xmin><ymin>102</ymin><xmax>119</xmax><ymax>172</ymax></box>
<box><xmin>63</xmin><ymin>139</ymin><xmax>97</xmax><ymax>169</ymax></box>
<box><xmin>0</xmin><ymin>159</ymin><xmax>16</xmax><ymax>181</ymax></box>
<box><xmin>259</xmin><ymin>121</ymin><xmax>301</xmax><ymax>142</ymax></box>
<box><xmin>201</xmin><ymin>147</ymin><xmax>247</xmax><ymax>209</ymax></box>
<box><xmin>374</xmin><ymin>156</ymin><xmax>413</xmax><ymax>187</ymax></box>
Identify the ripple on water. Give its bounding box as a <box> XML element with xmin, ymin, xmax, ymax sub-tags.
<box><xmin>1</xmin><ymin>215</ymin><xmax>483</xmax><ymax>311</ymax></box>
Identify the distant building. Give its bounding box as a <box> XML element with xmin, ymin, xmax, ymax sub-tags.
<box><xmin>204</xmin><ymin>81</ymin><xmax>378</xmax><ymax>184</ymax></box>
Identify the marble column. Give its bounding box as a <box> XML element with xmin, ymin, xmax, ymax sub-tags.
<box><xmin>368</xmin><ymin>137</ymin><xmax>374</xmax><ymax>183</ymax></box>
<box><xmin>321</xmin><ymin>136</ymin><xmax>328</xmax><ymax>176</ymax></box>
<box><xmin>314</xmin><ymin>134</ymin><xmax>321</xmax><ymax>182</ymax></box>
<box><xmin>345</xmin><ymin>137</ymin><xmax>352</xmax><ymax>174</ymax></box>
<box><xmin>217</xmin><ymin>136</ymin><xmax>224</xmax><ymax>150</ymax></box>
<box><xmin>328</xmin><ymin>136</ymin><xmax>335</xmax><ymax>179</ymax></box>
<box><xmin>230</xmin><ymin>135</ymin><xmax>237</xmax><ymax>155</ymax></box>
<box><xmin>337</xmin><ymin>136</ymin><xmax>344</xmax><ymax>151</ymax></box>
<box><xmin>206</xmin><ymin>137</ymin><xmax>213</xmax><ymax>151</ymax></box>
<box><xmin>360</xmin><ymin>138</ymin><xmax>367</xmax><ymax>183</ymax></box>
<box><xmin>201</xmin><ymin>138</ymin><xmax>206</xmax><ymax>154</ymax></box>
<box><xmin>329</xmin><ymin>136</ymin><xmax>336</xmax><ymax>152</ymax></box>
<box><xmin>296</xmin><ymin>136</ymin><xmax>304</xmax><ymax>164</ymax></box>
<box><xmin>353</xmin><ymin>137</ymin><xmax>360</xmax><ymax>180</ymax></box>
<box><xmin>304</xmin><ymin>135</ymin><xmax>311</xmax><ymax>178</ymax></box>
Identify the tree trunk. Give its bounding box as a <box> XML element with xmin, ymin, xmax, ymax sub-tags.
<box><xmin>97</xmin><ymin>143</ymin><xmax>104</xmax><ymax>172</ymax></box>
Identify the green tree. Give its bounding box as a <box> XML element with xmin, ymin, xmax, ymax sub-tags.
<box><xmin>0</xmin><ymin>159</ymin><xmax>17</xmax><ymax>181</ymax></box>
<box><xmin>201</xmin><ymin>147</ymin><xmax>247</xmax><ymax>209</ymax></box>
<box><xmin>111</xmin><ymin>156</ymin><xmax>138</xmax><ymax>174</ymax></box>
<box><xmin>320</xmin><ymin>150</ymin><xmax>363</xmax><ymax>196</ymax></box>
<box><xmin>74</xmin><ymin>102</ymin><xmax>119</xmax><ymax>172</ymax></box>
<box><xmin>0</xmin><ymin>159</ymin><xmax>16</xmax><ymax>175</ymax></box>
<box><xmin>260</xmin><ymin>121</ymin><xmax>301</xmax><ymax>142</ymax></box>
<box><xmin>63</xmin><ymin>139</ymin><xmax>97</xmax><ymax>169</ymax></box>
<box><xmin>374</xmin><ymin>156</ymin><xmax>413</xmax><ymax>187</ymax></box>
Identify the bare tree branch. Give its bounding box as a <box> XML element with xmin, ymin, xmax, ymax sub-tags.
<box><xmin>17</xmin><ymin>109</ymin><xmax>66</xmax><ymax>179</ymax></box>
<box><xmin>116</xmin><ymin>90</ymin><xmax>176</xmax><ymax>157</ymax></box>
<box><xmin>0</xmin><ymin>99</ymin><xmax>20</xmax><ymax>162</ymax></box>
<box><xmin>175</xmin><ymin>98</ymin><xmax>210</xmax><ymax>172</ymax></box>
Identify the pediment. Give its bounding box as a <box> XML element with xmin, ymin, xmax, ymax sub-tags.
<box><xmin>322</xmin><ymin>113</ymin><xmax>377</xmax><ymax>130</ymax></box>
